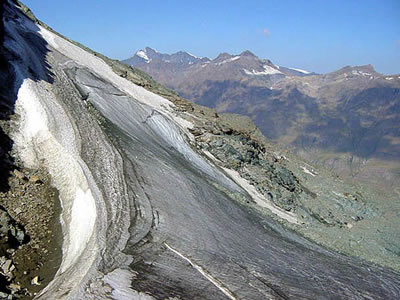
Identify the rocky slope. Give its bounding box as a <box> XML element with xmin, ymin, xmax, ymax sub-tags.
<box><xmin>123</xmin><ymin>48</ymin><xmax>400</xmax><ymax>191</ymax></box>
<box><xmin>0</xmin><ymin>1</ymin><xmax>399</xmax><ymax>299</ymax></box>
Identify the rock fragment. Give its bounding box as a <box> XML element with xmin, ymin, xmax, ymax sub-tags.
<box><xmin>13</xmin><ymin>170</ymin><xmax>25</xmax><ymax>181</ymax></box>
<box><xmin>31</xmin><ymin>276</ymin><xmax>40</xmax><ymax>286</ymax></box>
<box><xmin>28</xmin><ymin>175</ymin><xmax>41</xmax><ymax>184</ymax></box>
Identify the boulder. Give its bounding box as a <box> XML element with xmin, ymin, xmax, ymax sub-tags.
<box><xmin>12</xmin><ymin>170</ymin><xmax>25</xmax><ymax>181</ymax></box>
<box><xmin>28</xmin><ymin>175</ymin><xmax>41</xmax><ymax>184</ymax></box>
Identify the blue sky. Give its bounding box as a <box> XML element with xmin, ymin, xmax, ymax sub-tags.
<box><xmin>22</xmin><ymin>0</ymin><xmax>400</xmax><ymax>74</ymax></box>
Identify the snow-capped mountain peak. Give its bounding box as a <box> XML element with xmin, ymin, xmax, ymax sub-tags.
<box><xmin>135</xmin><ymin>49</ymin><xmax>151</xmax><ymax>63</ymax></box>
<box><xmin>124</xmin><ymin>48</ymin><xmax>210</xmax><ymax>67</ymax></box>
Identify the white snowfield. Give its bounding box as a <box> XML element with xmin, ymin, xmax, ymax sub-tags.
<box><xmin>243</xmin><ymin>64</ymin><xmax>283</xmax><ymax>76</ymax></box>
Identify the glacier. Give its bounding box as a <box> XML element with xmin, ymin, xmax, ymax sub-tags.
<box><xmin>2</xmin><ymin>1</ymin><xmax>400</xmax><ymax>299</ymax></box>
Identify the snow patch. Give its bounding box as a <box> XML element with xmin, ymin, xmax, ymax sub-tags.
<box><xmin>385</xmin><ymin>77</ymin><xmax>393</xmax><ymax>81</ymax></box>
<box><xmin>187</xmin><ymin>51</ymin><xmax>200</xmax><ymax>59</ymax></box>
<box><xmin>289</xmin><ymin>67</ymin><xmax>311</xmax><ymax>74</ymax></box>
<box><xmin>136</xmin><ymin>50</ymin><xmax>151</xmax><ymax>63</ymax></box>
<box><xmin>352</xmin><ymin>70</ymin><xmax>371</xmax><ymax>76</ymax></box>
<box><xmin>216</xmin><ymin>56</ymin><xmax>240</xmax><ymax>65</ymax></box>
<box><xmin>34</xmin><ymin>25</ymin><xmax>58</xmax><ymax>50</ymax></box>
<box><xmin>222</xmin><ymin>166</ymin><xmax>298</xmax><ymax>223</ymax></box>
<box><xmin>15</xmin><ymin>81</ymin><xmax>47</xmax><ymax>141</ymax></box>
<box><xmin>243</xmin><ymin>65</ymin><xmax>283</xmax><ymax>76</ymax></box>
<box><xmin>67</xmin><ymin>188</ymin><xmax>96</xmax><ymax>271</ymax></box>
<box><xmin>301</xmin><ymin>166</ymin><xmax>317</xmax><ymax>177</ymax></box>
<box><xmin>273</xmin><ymin>152</ymin><xmax>288</xmax><ymax>161</ymax></box>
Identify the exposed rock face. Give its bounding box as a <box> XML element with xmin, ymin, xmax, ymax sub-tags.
<box><xmin>196</xmin><ymin>128</ymin><xmax>302</xmax><ymax>211</ymax></box>
<box><xmin>0</xmin><ymin>207</ymin><xmax>27</xmax><ymax>298</ymax></box>
<box><xmin>123</xmin><ymin>48</ymin><xmax>400</xmax><ymax>191</ymax></box>
<box><xmin>0</xmin><ymin>206</ymin><xmax>27</xmax><ymax>249</ymax></box>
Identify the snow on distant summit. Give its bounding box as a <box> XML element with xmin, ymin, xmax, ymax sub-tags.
<box><xmin>123</xmin><ymin>47</ymin><xmax>210</xmax><ymax>68</ymax></box>
<box><xmin>216</xmin><ymin>56</ymin><xmax>241</xmax><ymax>65</ymax></box>
<box><xmin>135</xmin><ymin>49</ymin><xmax>150</xmax><ymax>63</ymax></box>
<box><xmin>244</xmin><ymin>65</ymin><xmax>283</xmax><ymax>76</ymax></box>
<box><xmin>123</xmin><ymin>47</ymin><xmax>315</xmax><ymax>78</ymax></box>
<box><xmin>289</xmin><ymin>67</ymin><xmax>311</xmax><ymax>74</ymax></box>
<box><xmin>187</xmin><ymin>52</ymin><xmax>201</xmax><ymax>59</ymax></box>
<box><xmin>122</xmin><ymin>48</ymin><xmax>317</xmax><ymax>81</ymax></box>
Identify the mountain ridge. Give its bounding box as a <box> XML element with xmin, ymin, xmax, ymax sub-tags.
<box><xmin>122</xmin><ymin>47</ymin><xmax>400</xmax><ymax>189</ymax></box>
<box><xmin>123</xmin><ymin>46</ymin><xmax>399</xmax><ymax>77</ymax></box>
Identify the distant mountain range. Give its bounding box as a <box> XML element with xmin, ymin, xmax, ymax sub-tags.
<box><xmin>122</xmin><ymin>47</ymin><xmax>400</xmax><ymax>188</ymax></box>
<box><xmin>122</xmin><ymin>47</ymin><xmax>317</xmax><ymax>88</ymax></box>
